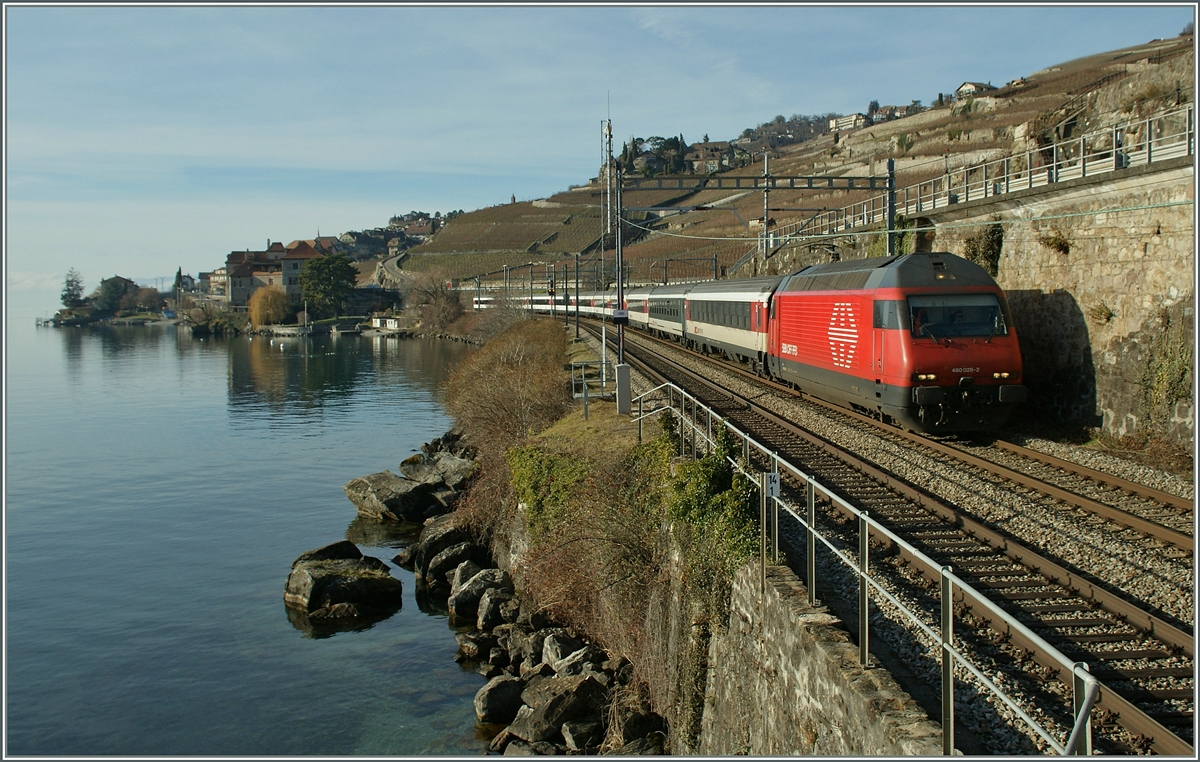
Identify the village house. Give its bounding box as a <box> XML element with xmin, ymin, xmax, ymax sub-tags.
<box><xmin>828</xmin><ymin>113</ymin><xmax>873</xmax><ymax>132</ymax></box>
<box><xmin>684</xmin><ymin>141</ymin><xmax>732</xmax><ymax>173</ymax></box>
<box><xmin>404</xmin><ymin>218</ymin><xmax>437</xmax><ymax>238</ymax></box>
<box><xmin>956</xmin><ymin>81</ymin><xmax>997</xmax><ymax>99</ymax></box>
<box><xmin>200</xmin><ymin>267</ymin><xmax>227</xmax><ymax>296</ymax></box>
<box><xmin>281</xmin><ymin>241</ymin><xmax>324</xmax><ymax>303</ymax></box>
<box><xmin>632</xmin><ymin>151</ymin><xmax>664</xmax><ymax>174</ymax></box>
<box><xmin>224</xmin><ymin>242</ymin><xmax>286</xmax><ymax>306</ymax></box>
<box><xmin>97</xmin><ymin>275</ymin><xmax>140</xmax><ymax>300</ymax></box>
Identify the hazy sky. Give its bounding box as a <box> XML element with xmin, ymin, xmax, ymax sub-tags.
<box><xmin>5</xmin><ymin>3</ymin><xmax>1195</xmax><ymax>317</ymax></box>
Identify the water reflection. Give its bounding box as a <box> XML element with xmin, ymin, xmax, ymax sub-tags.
<box><xmin>227</xmin><ymin>335</ymin><xmax>473</xmax><ymax>413</ymax></box>
<box><xmin>285</xmin><ymin>600</ymin><xmax>402</xmax><ymax>640</ymax></box>
<box><xmin>345</xmin><ymin>516</ymin><xmax>421</xmax><ymax>548</ymax></box>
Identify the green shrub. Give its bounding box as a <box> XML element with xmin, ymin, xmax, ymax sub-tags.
<box><xmin>963</xmin><ymin>219</ymin><xmax>1005</xmax><ymax>275</ymax></box>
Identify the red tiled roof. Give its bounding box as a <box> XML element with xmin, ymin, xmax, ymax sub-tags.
<box><xmin>283</xmin><ymin>241</ymin><xmax>323</xmax><ymax>259</ymax></box>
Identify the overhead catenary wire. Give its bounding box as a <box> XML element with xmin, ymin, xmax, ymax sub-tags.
<box><xmin>618</xmin><ymin>198</ymin><xmax>1194</xmax><ymax>244</ymax></box>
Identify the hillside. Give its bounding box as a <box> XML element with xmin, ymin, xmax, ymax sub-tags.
<box><xmin>397</xmin><ymin>33</ymin><xmax>1193</xmax><ymax>286</ymax></box>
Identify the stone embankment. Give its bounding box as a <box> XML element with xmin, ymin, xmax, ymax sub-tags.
<box><xmin>393</xmin><ymin>511</ymin><xmax>670</xmax><ymax>755</ymax></box>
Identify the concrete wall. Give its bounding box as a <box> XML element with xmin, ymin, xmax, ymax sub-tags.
<box><xmin>921</xmin><ymin>158</ymin><xmax>1194</xmax><ymax>444</ymax></box>
<box><xmin>698</xmin><ymin>563</ymin><xmax>943</xmax><ymax>756</ymax></box>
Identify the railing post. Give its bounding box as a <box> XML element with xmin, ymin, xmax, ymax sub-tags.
<box><xmin>1146</xmin><ymin>117</ymin><xmax>1153</xmax><ymax>163</ymax></box>
<box><xmin>1072</xmin><ymin>663</ymin><xmax>1093</xmax><ymax>755</ymax></box>
<box><xmin>771</xmin><ymin>455</ymin><xmax>780</xmax><ymax>565</ymax></box>
<box><xmin>638</xmin><ymin>398</ymin><xmax>643</xmax><ymax>442</ymax></box>
<box><xmin>583</xmin><ymin>372</ymin><xmax>589</xmax><ymax>420</ymax></box>
<box><xmin>760</xmin><ymin>472</ymin><xmax>768</xmax><ymax>601</ymax></box>
<box><xmin>690</xmin><ymin>398</ymin><xmax>697</xmax><ymax>457</ymax></box>
<box><xmin>1004</xmin><ymin>157</ymin><xmax>1010</xmax><ymax>194</ymax></box>
<box><xmin>1188</xmin><ymin>105</ymin><xmax>1193</xmax><ymax>156</ymax></box>
<box><xmin>1027</xmin><ymin>150</ymin><xmax>1033</xmax><ymax>189</ymax></box>
<box><xmin>941</xmin><ymin>566</ymin><xmax>955</xmax><ymax>756</ymax></box>
<box><xmin>1080</xmin><ymin>136</ymin><xmax>1086</xmax><ymax>177</ymax></box>
<box><xmin>706</xmin><ymin>408</ymin><xmax>712</xmax><ymax>456</ymax></box>
<box><xmin>806</xmin><ymin>477</ymin><xmax>817</xmax><ymax>606</ymax></box>
<box><xmin>859</xmin><ymin>510</ymin><xmax>870</xmax><ymax>667</ymax></box>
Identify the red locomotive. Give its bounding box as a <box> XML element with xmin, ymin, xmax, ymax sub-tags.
<box><xmin>765</xmin><ymin>252</ymin><xmax>1026</xmax><ymax>432</ymax></box>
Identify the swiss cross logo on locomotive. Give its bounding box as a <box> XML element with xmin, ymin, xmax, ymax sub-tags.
<box><xmin>828</xmin><ymin>302</ymin><xmax>858</xmax><ymax>368</ymax></box>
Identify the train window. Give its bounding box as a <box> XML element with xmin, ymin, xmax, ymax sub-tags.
<box><xmin>873</xmin><ymin>300</ymin><xmax>904</xmax><ymax>329</ymax></box>
<box><xmin>908</xmin><ymin>294</ymin><xmax>1007</xmax><ymax>339</ymax></box>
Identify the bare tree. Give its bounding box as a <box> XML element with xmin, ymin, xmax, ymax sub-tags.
<box><xmin>407</xmin><ymin>268</ymin><xmax>463</xmax><ymax>331</ymax></box>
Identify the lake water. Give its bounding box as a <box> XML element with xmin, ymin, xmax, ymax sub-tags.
<box><xmin>4</xmin><ymin>322</ymin><xmax>490</xmax><ymax>755</ymax></box>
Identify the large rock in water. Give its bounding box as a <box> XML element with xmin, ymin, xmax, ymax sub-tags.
<box><xmin>284</xmin><ymin>541</ymin><xmax>403</xmax><ymax>619</ymax></box>
<box><xmin>342</xmin><ymin>470</ymin><xmax>441</xmax><ymax>522</ymax></box>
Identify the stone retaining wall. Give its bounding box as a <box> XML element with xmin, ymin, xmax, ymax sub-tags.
<box><xmin>494</xmin><ymin>507</ymin><xmax>942</xmax><ymax>754</ymax></box>
<box><xmin>921</xmin><ymin>159</ymin><xmax>1194</xmax><ymax>444</ymax></box>
<box><xmin>699</xmin><ymin>563</ymin><xmax>943</xmax><ymax>756</ymax></box>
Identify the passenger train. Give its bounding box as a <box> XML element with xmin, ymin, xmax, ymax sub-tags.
<box><xmin>477</xmin><ymin>252</ymin><xmax>1027</xmax><ymax>433</ymax></box>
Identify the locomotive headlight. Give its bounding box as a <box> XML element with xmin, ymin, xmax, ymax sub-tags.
<box><xmin>915</xmin><ymin>373</ymin><xmax>938</xmax><ymax>382</ymax></box>
<box><xmin>993</xmin><ymin>372</ymin><xmax>1011</xmax><ymax>379</ymax></box>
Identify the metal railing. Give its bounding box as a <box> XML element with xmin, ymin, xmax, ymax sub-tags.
<box><xmin>773</xmin><ymin>104</ymin><xmax>1193</xmax><ymax>245</ymax></box>
<box><xmin>632</xmin><ymin>381</ymin><xmax>1099</xmax><ymax>755</ymax></box>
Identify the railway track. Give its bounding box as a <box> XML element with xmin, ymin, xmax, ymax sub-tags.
<box><xmin>583</xmin><ymin>321</ymin><xmax>1194</xmax><ymax>755</ymax></box>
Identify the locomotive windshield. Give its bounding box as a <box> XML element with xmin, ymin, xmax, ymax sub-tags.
<box><xmin>907</xmin><ymin>294</ymin><xmax>1007</xmax><ymax>339</ymax></box>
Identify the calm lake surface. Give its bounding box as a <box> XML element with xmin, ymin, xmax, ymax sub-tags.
<box><xmin>5</xmin><ymin>322</ymin><xmax>488</xmax><ymax>755</ymax></box>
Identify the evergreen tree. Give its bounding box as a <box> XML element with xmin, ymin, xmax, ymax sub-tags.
<box><xmin>300</xmin><ymin>253</ymin><xmax>357</xmax><ymax>318</ymax></box>
<box><xmin>61</xmin><ymin>269</ymin><xmax>85</xmax><ymax>308</ymax></box>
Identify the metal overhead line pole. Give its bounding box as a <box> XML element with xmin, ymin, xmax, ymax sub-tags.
<box><xmin>886</xmin><ymin>158</ymin><xmax>896</xmax><ymax>256</ymax></box>
<box><xmin>762</xmin><ymin>152</ymin><xmax>771</xmax><ymax>258</ymax></box>
<box><xmin>615</xmin><ymin>165</ymin><xmax>625</xmax><ymax>365</ymax></box>
<box><xmin>603</xmin><ymin>120</ymin><xmax>611</xmax><ymax>292</ymax></box>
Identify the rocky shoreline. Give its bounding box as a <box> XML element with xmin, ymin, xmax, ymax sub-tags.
<box><xmin>284</xmin><ymin>430</ymin><xmax>666</xmax><ymax>755</ymax></box>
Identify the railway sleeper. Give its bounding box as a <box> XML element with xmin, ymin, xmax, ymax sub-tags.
<box><xmin>1093</xmin><ymin>666</ymin><xmax>1195</xmax><ymax>680</ymax></box>
<box><xmin>1089</xmin><ymin>648</ymin><xmax>1178</xmax><ymax>660</ymax></box>
<box><xmin>969</xmin><ymin>578</ymin><xmax>1055</xmax><ymax>588</ymax></box>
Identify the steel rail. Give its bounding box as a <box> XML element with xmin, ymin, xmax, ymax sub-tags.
<box><xmin>802</xmin><ymin>394</ymin><xmax>1195</xmax><ymax>554</ymax></box>
<box><xmin>632</xmin><ymin>319</ymin><xmax>1194</xmax><ymax>554</ymax></box>
<box><xmin>993</xmin><ymin>438</ymin><xmax>1194</xmax><ymax>514</ymax></box>
<box><xmin>588</xmin><ymin>321</ymin><xmax>1194</xmax><ymax>755</ymax></box>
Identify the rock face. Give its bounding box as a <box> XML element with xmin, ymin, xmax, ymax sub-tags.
<box><xmin>284</xmin><ymin>541</ymin><xmax>403</xmax><ymax>619</ymax></box>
